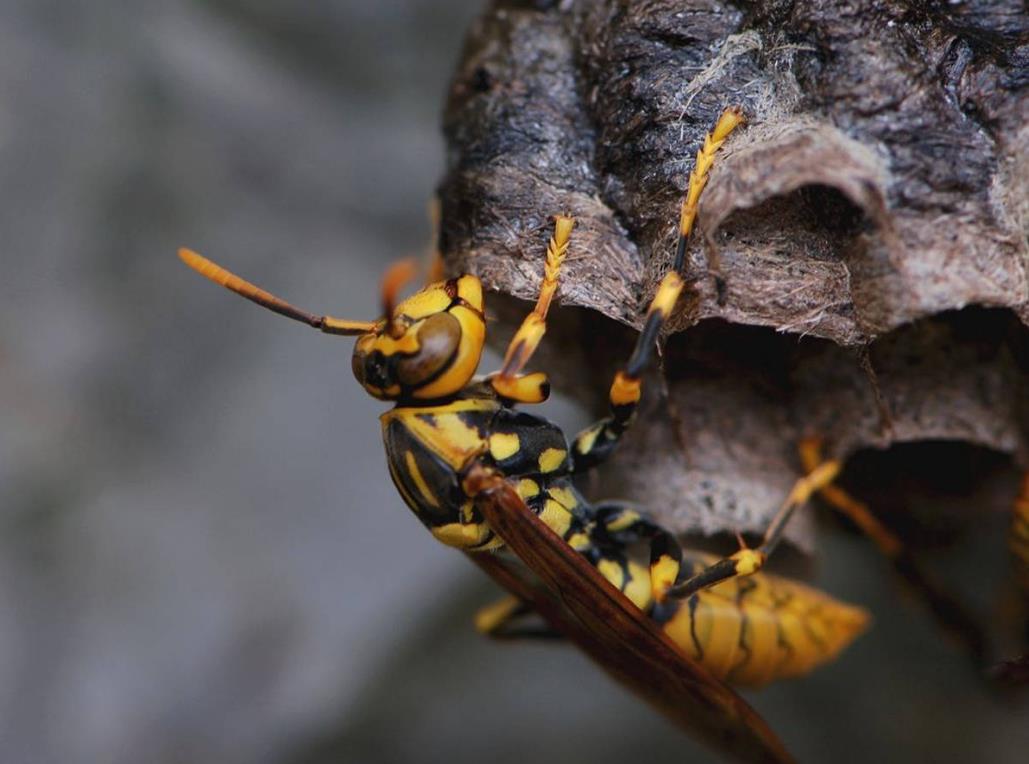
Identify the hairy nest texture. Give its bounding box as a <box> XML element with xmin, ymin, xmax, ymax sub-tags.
<box><xmin>438</xmin><ymin>0</ymin><xmax>1028</xmax><ymax>550</ymax></box>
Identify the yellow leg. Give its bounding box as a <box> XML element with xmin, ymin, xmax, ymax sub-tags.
<box><xmin>798</xmin><ymin>437</ymin><xmax>903</xmax><ymax>557</ymax></box>
<box><xmin>571</xmin><ymin>271</ymin><xmax>685</xmax><ymax>471</ymax></box>
<box><xmin>669</xmin><ymin>459</ymin><xmax>841</xmax><ymax>599</ymax></box>
<box><xmin>674</xmin><ymin>106</ymin><xmax>745</xmax><ymax>271</ymax></box>
<box><xmin>474</xmin><ymin>595</ymin><xmax>562</xmax><ymax>640</ymax></box>
<box><xmin>474</xmin><ymin>594</ymin><xmax>523</xmax><ymax>634</ymax></box>
<box><xmin>489</xmin><ymin>215</ymin><xmax>574</xmax><ymax>403</ymax></box>
<box><xmin>571</xmin><ymin>107</ymin><xmax>745</xmax><ymax>471</ymax></box>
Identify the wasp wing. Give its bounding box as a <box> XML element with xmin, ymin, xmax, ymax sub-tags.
<box><xmin>467</xmin><ymin>472</ymin><xmax>793</xmax><ymax>764</ymax></box>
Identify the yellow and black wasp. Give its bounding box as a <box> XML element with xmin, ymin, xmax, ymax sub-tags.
<box><xmin>179</xmin><ymin>108</ymin><xmax>871</xmax><ymax>763</ymax></box>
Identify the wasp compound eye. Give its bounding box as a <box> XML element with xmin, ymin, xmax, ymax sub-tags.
<box><xmin>362</xmin><ymin>350</ymin><xmax>392</xmax><ymax>390</ymax></box>
<box><xmin>395</xmin><ymin>312</ymin><xmax>461</xmax><ymax>387</ymax></box>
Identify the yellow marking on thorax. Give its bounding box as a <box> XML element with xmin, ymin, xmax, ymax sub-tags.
<box><xmin>383</xmin><ymin>399</ymin><xmax>497</xmax><ymax>469</ymax></box>
<box><xmin>404</xmin><ymin>450</ymin><xmax>440</xmax><ymax>508</ymax></box>
<box><xmin>538</xmin><ymin>447</ymin><xmax>567</xmax><ymax>472</ymax></box>
<box><xmin>517</xmin><ymin>479</ymin><xmax>540</xmax><ymax>500</ymax></box>
<box><xmin>489</xmin><ymin>432</ymin><xmax>521</xmax><ymax>461</ymax></box>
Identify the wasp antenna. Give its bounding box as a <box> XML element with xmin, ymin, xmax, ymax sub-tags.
<box><xmin>381</xmin><ymin>258</ymin><xmax>420</xmax><ymax>337</ymax></box>
<box><xmin>178</xmin><ymin>248</ymin><xmax>375</xmax><ymax>335</ymax></box>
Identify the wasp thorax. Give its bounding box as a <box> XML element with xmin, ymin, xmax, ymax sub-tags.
<box><xmin>351</xmin><ymin>276</ymin><xmax>486</xmax><ymax>402</ymax></box>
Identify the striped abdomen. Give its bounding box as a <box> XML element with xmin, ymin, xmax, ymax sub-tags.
<box><xmin>656</xmin><ymin>554</ymin><xmax>869</xmax><ymax>687</ymax></box>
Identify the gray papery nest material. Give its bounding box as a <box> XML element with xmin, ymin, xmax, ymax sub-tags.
<box><xmin>437</xmin><ymin>0</ymin><xmax>1028</xmax><ymax>551</ymax></box>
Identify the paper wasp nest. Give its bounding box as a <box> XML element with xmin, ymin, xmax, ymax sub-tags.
<box><xmin>438</xmin><ymin>0</ymin><xmax>1028</xmax><ymax>551</ymax></box>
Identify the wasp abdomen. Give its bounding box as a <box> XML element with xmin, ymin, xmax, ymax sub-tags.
<box><xmin>658</xmin><ymin>554</ymin><xmax>870</xmax><ymax>687</ymax></box>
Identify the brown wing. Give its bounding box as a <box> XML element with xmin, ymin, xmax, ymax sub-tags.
<box><xmin>464</xmin><ymin>465</ymin><xmax>794</xmax><ymax>764</ymax></box>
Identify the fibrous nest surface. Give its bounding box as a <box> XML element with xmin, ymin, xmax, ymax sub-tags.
<box><xmin>438</xmin><ymin>0</ymin><xmax>1029</xmax><ymax>550</ymax></box>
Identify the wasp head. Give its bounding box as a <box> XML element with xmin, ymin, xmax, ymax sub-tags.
<box><xmin>351</xmin><ymin>269</ymin><xmax>485</xmax><ymax>401</ymax></box>
<box><xmin>178</xmin><ymin>249</ymin><xmax>486</xmax><ymax>403</ymax></box>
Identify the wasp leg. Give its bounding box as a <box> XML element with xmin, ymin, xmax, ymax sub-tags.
<box><xmin>797</xmin><ymin>437</ymin><xmax>903</xmax><ymax>557</ymax></box>
<box><xmin>674</xmin><ymin>106</ymin><xmax>746</xmax><ymax>273</ymax></box>
<box><xmin>474</xmin><ymin>595</ymin><xmax>563</xmax><ymax>640</ymax></box>
<box><xmin>592</xmin><ymin>503</ymin><xmax>686</xmax><ymax>605</ymax></box>
<box><xmin>798</xmin><ymin>437</ymin><xmax>990</xmax><ymax>665</ymax></box>
<box><xmin>668</xmin><ymin>460</ymin><xmax>842</xmax><ymax>599</ymax></box>
<box><xmin>570</xmin><ymin>272</ymin><xmax>685</xmax><ymax>472</ymax></box>
<box><xmin>462</xmin><ymin>462</ymin><xmax>665</xmax><ymax>611</ymax></box>
<box><xmin>488</xmin><ymin>215</ymin><xmax>575</xmax><ymax>404</ymax></box>
<box><xmin>462</xmin><ymin>464</ymin><xmax>794</xmax><ymax>762</ymax></box>
<box><xmin>571</xmin><ymin>107</ymin><xmax>745</xmax><ymax>472</ymax></box>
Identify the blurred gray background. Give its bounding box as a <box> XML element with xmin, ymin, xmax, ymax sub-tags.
<box><xmin>1</xmin><ymin>1</ymin><xmax>1026</xmax><ymax>763</ymax></box>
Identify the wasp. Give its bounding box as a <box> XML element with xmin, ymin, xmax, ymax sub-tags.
<box><xmin>180</xmin><ymin>108</ymin><xmax>872</xmax><ymax>762</ymax></box>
